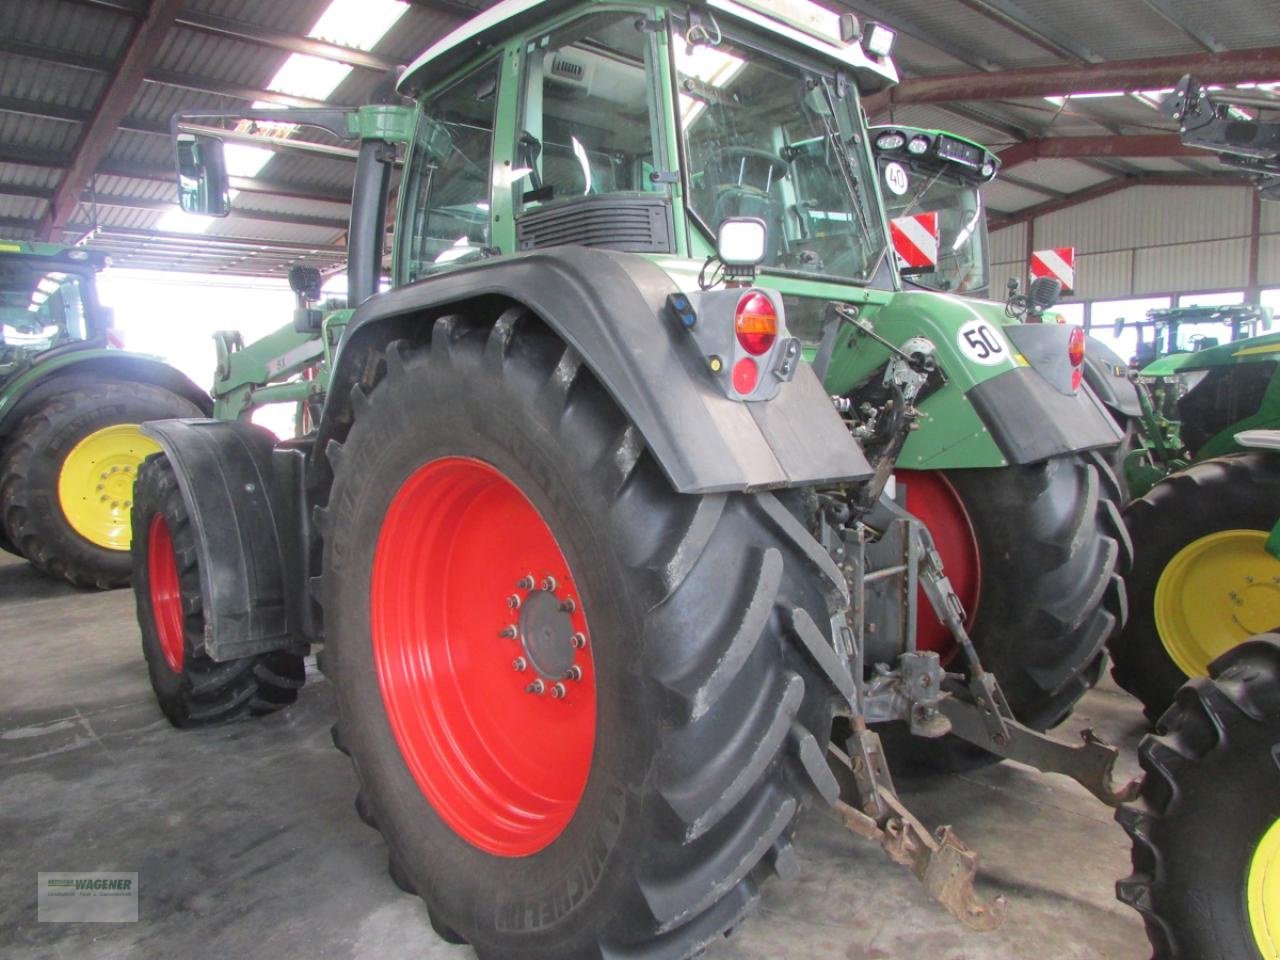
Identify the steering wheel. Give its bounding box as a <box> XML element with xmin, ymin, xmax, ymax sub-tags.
<box><xmin>708</xmin><ymin>147</ymin><xmax>788</xmax><ymax>189</ymax></box>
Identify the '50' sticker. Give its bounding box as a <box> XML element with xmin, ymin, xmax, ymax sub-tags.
<box><xmin>955</xmin><ymin>319</ymin><xmax>1009</xmax><ymax>365</ymax></box>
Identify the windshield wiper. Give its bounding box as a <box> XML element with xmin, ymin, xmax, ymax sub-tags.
<box><xmin>817</xmin><ymin>79</ymin><xmax>885</xmax><ymax>277</ymax></box>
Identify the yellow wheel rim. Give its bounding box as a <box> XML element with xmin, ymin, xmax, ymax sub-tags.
<box><xmin>1250</xmin><ymin>818</ymin><xmax>1280</xmax><ymax>958</ymax></box>
<box><xmin>1154</xmin><ymin>530</ymin><xmax>1280</xmax><ymax>679</ymax></box>
<box><xmin>56</xmin><ymin>423</ymin><xmax>161</xmax><ymax>551</ymax></box>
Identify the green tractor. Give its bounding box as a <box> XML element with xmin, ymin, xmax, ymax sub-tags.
<box><xmin>132</xmin><ymin>2</ymin><xmax>1137</xmax><ymax>955</ymax></box>
<box><xmin>0</xmin><ymin>240</ymin><xmax>208</xmax><ymax>587</ymax></box>
<box><xmin>865</xmin><ymin>123</ymin><xmax>1130</xmax><ymax>733</ymax></box>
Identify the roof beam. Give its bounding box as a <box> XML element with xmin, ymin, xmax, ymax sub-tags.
<box><xmin>999</xmin><ymin>134</ymin><xmax>1202</xmax><ymax>168</ymax></box>
<box><xmin>37</xmin><ymin>0</ymin><xmax>185</xmax><ymax>240</ymax></box>
<box><xmin>865</xmin><ymin>47</ymin><xmax>1280</xmax><ymax>111</ymax></box>
<box><xmin>953</xmin><ymin>0</ymin><xmax>1099</xmax><ymax>63</ymax></box>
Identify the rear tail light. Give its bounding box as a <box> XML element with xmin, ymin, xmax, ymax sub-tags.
<box><xmin>1067</xmin><ymin>327</ymin><xmax>1085</xmax><ymax>367</ymax></box>
<box><xmin>735</xmin><ymin>292</ymin><xmax>777</xmax><ymax>356</ymax></box>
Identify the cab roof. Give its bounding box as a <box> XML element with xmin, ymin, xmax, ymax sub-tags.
<box><xmin>398</xmin><ymin>0</ymin><xmax>898</xmax><ymax>96</ymax></box>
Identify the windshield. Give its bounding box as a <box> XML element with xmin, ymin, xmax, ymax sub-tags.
<box><xmin>0</xmin><ymin>260</ymin><xmax>91</xmax><ymax>370</ymax></box>
<box><xmin>879</xmin><ymin>160</ymin><xmax>988</xmax><ymax>295</ymax></box>
<box><xmin>674</xmin><ymin>27</ymin><xmax>886</xmax><ymax>283</ymax></box>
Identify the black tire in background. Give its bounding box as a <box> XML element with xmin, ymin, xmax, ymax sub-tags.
<box><xmin>319</xmin><ymin>308</ymin><xmax>854</xmax><ymax>960</ymax></box>
<box><xmin>883</xmin><ymin>449</ymin><xmax>1130</xmax><ymax>775</ymax></box>
<box><xmin>0</xmin><ymin>382</ymin><xmax>203</xmax><ymax>588</ymax></box>
<box><xmin>132</xmin><ymin>454</ymin><xmax>305</xmax><ymax>727</ymax></box>
<box><xmin>1117</xmin><ymin>635</ymin><xmax>1280</xmax><ymax>960</ymax></box>
<box><xmin>1110</xmin><ymin>453</ymin><xmax>1280</xmax><ymax>722</ymax></box>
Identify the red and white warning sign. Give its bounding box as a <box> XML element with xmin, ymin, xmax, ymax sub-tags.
<box><xmin>890</xmin><ymin>212</ymin><xmax>940</xmax><ymax>273</ymax></box>
<box><xmin>1030</xmin><ymin>247</ymin><xmax>1076</xmax><ymax>292</ymax></box>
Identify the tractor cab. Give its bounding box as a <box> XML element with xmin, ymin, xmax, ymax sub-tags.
<box><xmin>1125</xmin><ymin>304</ymin><xmax>1273</xmax><ymax>368</ymax></box>
<box><xmin>0</xmin><ymin>240</ymin><xmax>113</xmax><ymax>377</ymax></box>
<box><xmin>869</xmin><ymin>126</ymin><xmax>1000</xmax><ymax>296</ymax></box>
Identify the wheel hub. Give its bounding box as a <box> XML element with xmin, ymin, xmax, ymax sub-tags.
<box><xmin>1249</xmin><ymin>817</ymin><xmax>1280</xmax><ymax>957</ymax></box>
<box><xmin>1155</xmin><ymin>529</ymin><xmax>1280</xmax><ymax>678</ymax></box>
<box><xmin>517</xmin><ymin>587</ymin><xmax>577</xmax><ymax>681</ymax></box>
<box><xmin>57</xmin><ymin>423</ymin><xmax>161</xmax><ymax>550</ymax></box>
<box><xmin>370</xmin><ymin>457</ymin><xmax>596</xmax><ymax>857</ymax></box>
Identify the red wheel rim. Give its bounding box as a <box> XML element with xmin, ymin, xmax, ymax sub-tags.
<box><xmin>371</xmin><ymin>457</ymin><xmax>597</xmax><ymax>858</ymax></box>
<box><xmin>148</xmin><ymin>513</ymin><xmax>185</xmax><ymax>673</ymax></box>
<box><xmin>896</xmin><ymin>471</ymin><xmax>981</xmax><ymax>661</ymax></box>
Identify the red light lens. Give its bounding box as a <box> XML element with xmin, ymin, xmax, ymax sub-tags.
<box><xmin>732</xmin><ymin>357</ymin><xmax>759</xmax><ymax>395</ymax></box>
<box><xmin>1071</xmin><ymin>367</ymin><xmax>1082</xmax><ymax>392</ymax></box>
<box><xmin>1067</xmin><ymin>327</ymin><xmax>1086</xmax><ymax>367</ymax></box>
<box><xmin>735</xmin><ymin>292</ymin><xmax>778</xmax><ymax>356</ymax></box>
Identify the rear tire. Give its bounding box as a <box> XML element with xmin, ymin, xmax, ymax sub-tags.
<box><xmin>1116</xmin><ymin>635</ymin><xmax>1280</xmax><ymax>960</ymax></box>
<box><xmin>320</xmin><ymin>308</ymin><xmax>852</xmax><ymax>959</ymax></box>
<box><xmin>884</xmin><ymin>452</ymin><xmax>1130</xmax><ymax>774</ymax></box>
<box><xmin>1110</xmin><ymin>453</ymin><xmax>1280</xmax><ymax>722</ymax></box>
<box><xmin>132</xmin><ymin>454</ymin><xmax>305</xmax><ymax>727</ymax></box>
<box><xmin>1</xmin><ymin>382</ymin><xmax>202</xmax><ymax>588</ymax></box>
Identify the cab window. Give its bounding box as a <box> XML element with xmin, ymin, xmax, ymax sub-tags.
<box><xmin>398</xmin><ymin>59</ymin><xmax>500</xmax><ymax>283</ymax></box>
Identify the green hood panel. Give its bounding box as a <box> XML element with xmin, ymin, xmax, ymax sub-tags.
<box><xmin>1141</xmin><ymin>331</ymin><xmax>1280</xmax><ymax>377</ymax></box>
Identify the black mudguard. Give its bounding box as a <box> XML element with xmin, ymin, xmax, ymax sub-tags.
<box><xmin>322</xmin><ymin>247</ymin><xmax>872</xmax><ymax>494</ymax></box>
<box><xmin>1082</xmin><ymin>336</ymin><xmax>1141</xmax><ymax>420</ymax></box>
<box><xmin>140</xmin><ymin>419</ymin><xmax>307</xmax><ymax>661</ymax></box>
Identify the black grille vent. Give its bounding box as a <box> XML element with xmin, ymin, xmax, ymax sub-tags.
<box><xmin>517</xmin><ymin>196</ymin><xmax>675</xmax><ymax>253</ymax></box>
<box><xmin>551</xmin><ymin>57</ymin><xmax>584</xmax><ymax>80</ymax></box>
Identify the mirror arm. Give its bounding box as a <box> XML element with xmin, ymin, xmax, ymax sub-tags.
<box><xmin>169</xmin><ymin>108</ymin><xmax>358</xmax><ymax>142</ymax></box>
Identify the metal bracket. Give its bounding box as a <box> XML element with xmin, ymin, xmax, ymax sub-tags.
<box><xmin>938</xmin><ymin>698</ymin><xmax>1139</xmax><ymax>806</ymax></box>
<box><xmin>830</xmin><ymin>732</ymin><xmax>1007</xmax><ymax>932</ymax></box>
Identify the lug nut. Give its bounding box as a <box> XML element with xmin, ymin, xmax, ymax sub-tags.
<box><xmin>560</xmin><ymin>598</ymin><xmax>576</xmax><ymax>613</ymax></box>
<box><xmin>499</xmin><ymin>625</ymin><xmax>518</xmax><ymax>639</ymax></box>
<box><xmin>550</xmin><ymin>682</ymin><xmax>566</xmax><ymax>699</ymax></box>
<box><xmin>526</xmin><ymin>679</ymin><xmax>545</xmax><ymax>695</ymax></box>
<box><xmin>516</xmin><ymin>574</ymin><xmax>535</xmax><ymax>590</ymax></box>
<box><xmin>571</xmin><ymin>632</ymin><xmax>587</xmax><ymax>649</ymax></box>
<box><xmin>541</xmin><ymin>575</ymin><xmax>557</xmax><ymax>592</ymax></box>
<box><xmin>565</xmin><ymin>665</ymin><xmax>583</xmax><ymax>682</ymax></box>
<box><xmin>512</xmin><ymin>657</ymin><xmax>527</xmax><ymax>672</ymax></box>
<box><xmin>506</xmin><ymin>594</ymin><xmax>521</xmax><ymax>610</ymax></box>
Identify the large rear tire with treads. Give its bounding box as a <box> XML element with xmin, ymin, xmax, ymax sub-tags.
<box><xmin>882</xmin><ymin>451</ymin><xmax>1130</xmax><ymax>773</ymax></box>
<box><xmin>319</xmin><ymin>307</ymin><xmax>854</xmax><ymax>960</ymax></box>
<box><xmin>1117</xmin><ymin>635</ymin><xmax>1280</xmax><ymax>959</ymax></box>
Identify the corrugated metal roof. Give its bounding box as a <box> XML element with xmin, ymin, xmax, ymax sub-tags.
<box><xmin>0</xmin><ymin>0</ymin><xmax>1272</xmax><ymax>277</ymax></box>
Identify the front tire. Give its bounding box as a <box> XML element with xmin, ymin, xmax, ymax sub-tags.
<box><xmin>1110</xmin><ymin>453</ymin><xmax>1280</xmax><ymax>722</ymax></box>
<box><xmin>0</xmin><ymin>382</ymin><xmax>203</xmax><ymax>588</ymax></box>
<box><xmin>320</xmin><ymin>308</ymin><xmax>852</xmax><ymax>959</ymax></box>
<box><xmin>132</xmin><ymin>454</ymin><xmax>305</xmax><ymax>727</ymax></box>
<box><xmin>1117</xmin><ymin>635</ymin><xmax>1280</xmax><ymax>960</ymax></box>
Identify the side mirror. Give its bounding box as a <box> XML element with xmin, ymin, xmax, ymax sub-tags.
<box><xmin>1113</xmin><ymin>317</ymin><xmax>1125</xmax><ymax>338</ymax></box>
<box><xmin>176</xmin><ymin>134</ymin><xmax>231</xmax><ymax>216</ymax></box>
<box><xmin>1027</xmin><ymin>276</ymin><xmax>1062</xmax><ymax>314</ymax></box>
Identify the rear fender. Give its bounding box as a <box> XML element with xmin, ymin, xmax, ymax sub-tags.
<box><xmin>823</xmin><ymin>292</ymin><xmax>1122</xmax><ymax>469</ymax></box>
<box><xmin>140</xmin><ymin>419</ymin><xmax>309</xmax><ymax>660</ymax></box>
<box><xmin>1081</xmin><ymin>336</ymin><xmax>1141</xmax><ymax>420</ymax></box>
<box><xmin>318</xmin><ymin>247</ymin><xmax>872</xmax><ymax>495</ymax></box>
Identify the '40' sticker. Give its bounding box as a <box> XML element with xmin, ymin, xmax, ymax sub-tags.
<box><xmin>955</xmin><ymin>319</ymin><xmax>1009</xmax><ymax>365</ymax></box>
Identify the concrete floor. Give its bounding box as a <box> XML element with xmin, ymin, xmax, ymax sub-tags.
<box><xmin>0</xmin><ymin>549</ymin><xmax>1151</xmax><ymax>960</ymax></box>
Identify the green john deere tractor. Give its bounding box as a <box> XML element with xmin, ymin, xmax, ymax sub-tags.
<box><xmin>131</xmin><ymin>2</ymin><xmax>1137</xmax><ymax>955</ymax></box>
<box><xmin>0</xmin><ymin>240</ymin><xmax>208</xmax><ymax>588</ymax></box>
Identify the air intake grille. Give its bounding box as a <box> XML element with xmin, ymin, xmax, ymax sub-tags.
<box><xmin>551</xmin><ymin>57</ymin><xmax>584</xmax><ymax>81</ymax></box>
<box><xmin>517</xmin><ymin>196</ymin><xmax>675</xmax><ymax>253</ymax></box>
